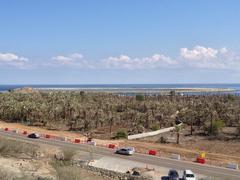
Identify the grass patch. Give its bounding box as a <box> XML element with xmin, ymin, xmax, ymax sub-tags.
<box><xmin>0</xmin><ymin>137</ymin><xmax>38</xmax><ymax>158</ymax></box>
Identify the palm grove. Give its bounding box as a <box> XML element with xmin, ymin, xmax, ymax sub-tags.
<box><xmin>0</xmin><ymin>90</ymin><xmax>240</xmax><ymax>138</ymax></box>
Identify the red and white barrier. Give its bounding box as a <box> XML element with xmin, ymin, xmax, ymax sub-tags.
<box><xmin>196</xmin><ymin>157</ymin><xmax>206</xmax><ymax>164</ymax></box>
<box><xmin>12</xmin><ymin>129</ymin><xmax>18</xmax><ymax>133</ymax></box>
<box><xmin>108</xmin><ymin>144</ymin><xmax>116</xmax><ymax>149</ymax></box>
<box><xmin>148</xmin><ymin>150</ymin><xmax>157</xmax><ymax>156</ymax></box>
<box><xmin>226</xmin><ymin>163</ymin><xmax>239</xmax><ymax>170</ymax></box>
<box><xmin>45</xmin><ymin>134</ymin><xmax>51</xmax><ymax>138</ymax></box>
<box><xmin>74</xmin><ymin>139</ymin><xmax>80</xmax><ymax>143</ymax></box>
<box><xmin>171</xmin><ymin>154</ymin><xmax>181</xmax><ymax>160</ymax></box>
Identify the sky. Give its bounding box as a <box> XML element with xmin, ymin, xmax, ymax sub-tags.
<box><xmin>1</xmin><ymin>0</ymin><xmax>240</xmax><ymax>84</ymax></box>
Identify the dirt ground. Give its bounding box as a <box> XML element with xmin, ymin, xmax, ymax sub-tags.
<box><xmin>1</xmin><ymin>120</ymin><xmax>240</xmax><ymax>168</ymax></box>
<box><xmin>0</xmin><ymin>120</ymin><xmax>123</xmax><ymax>147</ymax></box>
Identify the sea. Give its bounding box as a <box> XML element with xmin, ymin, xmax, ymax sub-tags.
<box><xmin>1</xmin><ymin>84</ymin><xmax>240</xmax><ymax>95</ymax></box>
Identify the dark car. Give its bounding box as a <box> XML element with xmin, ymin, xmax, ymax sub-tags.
<box><xmin>168</xmin><ymin>169</ymin><xmax>179</xmax><ymax>180</ymax></box>
<box><xmin>28</xmin><ymin>133</ymin><xmax>40</xmax><ymax>139</ymax></box>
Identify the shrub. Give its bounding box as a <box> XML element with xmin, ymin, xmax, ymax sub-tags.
<box><xmin>204</xmin><ymin>119</ymin><xmax>225</xmax><ymax>136</ymax></box>
<box><xmin>135</xmin><ymin>94</ymin><xmax>144</xmax><ymax>101</ymax></box>
<box><xmin>150</xmin><ymin>124</ymin><xmax>160</xmax><ymax>131</ymax></box>
<box><xmin>62</xmin><ymin>148</ymin><xmax>76</xmax><ymax>162</ymax></box>
<box><xmin>114</xmin><ymin>129</ymin><xmax>128</xmax><ymax>139</ymax></box>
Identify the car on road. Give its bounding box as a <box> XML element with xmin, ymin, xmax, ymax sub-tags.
<box><xmin>28</xmin><ymin>133</ymin><xmax>40</xmax><ymax>139</ymax></box>
<box><xmin>168</xmin><ymin>169</ymin><xmax>179</xmax><ymax>180</ymax></box>
<box><xmin>182</xmin><ymin>170</ymin><xmax>196</xmax><ymax>180</ymax></box>
<box><xmin>115</xmin><ymin>147</ymin><xmax>135</xmax><ymax>155</ymax></box>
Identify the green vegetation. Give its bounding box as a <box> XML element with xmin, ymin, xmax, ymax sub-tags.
<box><xmin>0</xmin><ymin>90</ymin><xmax>240</xmax><ymax>136</ymax></box>
<box><xmin>150</xmin><ymin>123</ymin><xmax>160</xmax><ymax>131</ymax></box>
<box><xmin>204</xmin><ymin>120</ymin><xmax>225</xmax><ymax>136</ymax></box>
<box><xmin>135</xmin><ymin>94</ymin><xmax>145</xmax><ymax>101</ymax></box>
<box><xmin>114</xmin><ymin>129</ymin><xmax>128</xmax><ymax>139</ymax></box>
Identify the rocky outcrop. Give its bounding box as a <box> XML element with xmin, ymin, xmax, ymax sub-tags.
<box><xmin>74</xmin><ymin>161</ymin><xmax>152</xmax><ymax>180</ymax></box>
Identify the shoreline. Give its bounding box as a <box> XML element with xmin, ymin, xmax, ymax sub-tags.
<box><xmin>0</xmin><ymin>86</ymin><xmax>237</xmax><ymax>94</ymax></box>
<box><xmin>36</xmin><ymin>87</ymin><xmax>235</xmax><ymax>93</ymax></box>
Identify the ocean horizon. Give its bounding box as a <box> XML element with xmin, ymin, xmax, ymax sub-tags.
<box><xmin>1</xmin><ymin>83</ymin><xmax>240</xmax><ymax>94</ymax></box>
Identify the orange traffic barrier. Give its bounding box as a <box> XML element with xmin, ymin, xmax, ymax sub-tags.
<box><xmin>148</xmin><ymin>150</ymin><xmax>157</xmax><ymax>155</ymax></box>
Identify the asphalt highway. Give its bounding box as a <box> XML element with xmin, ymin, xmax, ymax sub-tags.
<box><xmin>0</xmin><ymin>130</ymin><xmax>239</xmax><ymax>180</ymax></box>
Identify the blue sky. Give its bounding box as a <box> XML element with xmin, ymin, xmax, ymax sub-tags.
<box><xmin>0</xmin><ymin>0</ymin><xmax>240</xmax><ymax>84</ymax></box>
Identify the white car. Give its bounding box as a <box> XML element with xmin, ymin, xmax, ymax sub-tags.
<box><xmin>183</xmin><ymin>170</ymin><xmax>196</xmax><ymax>180</ymax></box>
<box><xmin>116</xmin><ymin>147</ymin><xmax>135</xmax><ymax>155</ymax></box>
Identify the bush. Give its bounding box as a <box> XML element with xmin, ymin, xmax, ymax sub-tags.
<box><xmin>135</xmin><ymin>94</ymin><xmax>144</xmax><ymax>101</ymax></box>
<box><xmin>150</xmin><ymin>124</ymin><xmax>160</xmax><ymax>131</ymax></box>
<box><xmin>204</xmin><ymin>119</ymin><xmax>225</xmax><ymax>136</ymax></box>
<box><xmin>114</xmin><ymin>129</ymin><xmax>128</xmax><ymax>139</ymax></box>
<box><xmin>62</xmin><ymin>148</ymin><xmax>76</xmax><ymax>161</ymax></box>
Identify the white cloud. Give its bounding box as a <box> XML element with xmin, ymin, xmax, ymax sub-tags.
<box><xmin>180</xmin><ymin>46</ymin><xmax>218</xmax><ymax>60</ymax></box>
<box><xmin>179</xmin><ymin>46</ymin><xmax>238</xmax><ymax>69</ymax></box>
<box><xmin>52</xmin><ymin>53</ymin><xmax>84</xmax><ymax>65</ymax></box>
<box><xmin>104</xmin><ymin>54</ymin><xmax>178</xmax><ymax>69</ymax></box>
<box><xmin>0</xmin><ymin>53</ymin><xmax>29</xmax><ymax>67</ymax></box>
<box><xmin>51</xmin><ymin>53</ymin><xmax>95</xmax><ymax>68</ymax></box>
<box><xmin>2</xmin><ymin>46</ymin><xmax>240</xmax><ymax>70</ymax></box>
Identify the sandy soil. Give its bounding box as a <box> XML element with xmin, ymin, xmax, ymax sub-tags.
<box><xmin>0</xmin><ymin>157</ymin><xmax>57</xmax><ymax>179</ymax></box>
<box><xmin>0</xmin><ymin>120</ymin><xmax>123</xmax><ymax>146</ymax></box>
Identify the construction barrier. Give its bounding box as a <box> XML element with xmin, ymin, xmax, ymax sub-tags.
<box><xmin>148</xmin><ymin>150</ymin><xmax>157</xmax><ymax>156</ymax></box>
<box><xmin>75</xmin><ymin>139</ymin><xmax>80</xmax><ymax>143</ymax></box>
<box><xmin>12</xmin><ymin>129</ymin><xmax>18</xmax><ymax>133</ymax></box>
<box><xmin>171</xmin><ymin>154</ymin><xmax>181</xmax><ymax>160</ymax></box>
<box><xmin>108</xmin><ymin>144</ymin><xmax>116</xmax><ymax>149</ymax></box>
<box><xmin>226</xmin><ymin>163</ymin><xmax>239</xmax><ymax>170</ymax></box>
<box><xmin>23</xmin><ymin>131</ymin><xmax>28</xmax><ymax>135</ymax></box>
<box><xmin>45</xmin><ymin>134</ymin><xmax>51</xmax><ymax>138</ymax></box>
<box><xmin>87</xmin><ymin>141</ymin><xmax>97</xmax><ymax>146</ymax></box>
<box><xmin>4</xmin><ymin>128</ymin><xmax>9</xmax><ymax>131</ymax></box>
<box><xmin>196</xmin><ymin>157</ymin><xmax>205</xmax><ymax>164</ymax></box>
<box><xmin>199</xmin><ymin>152</ymin><xmax>206</xmax><ymax>159</ymax></box>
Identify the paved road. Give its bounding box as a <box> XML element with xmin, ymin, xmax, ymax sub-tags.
<box><xmin>0</xmin><ymin>130</ymin><xmax>239</xmax><ymax>180</ymax></box>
